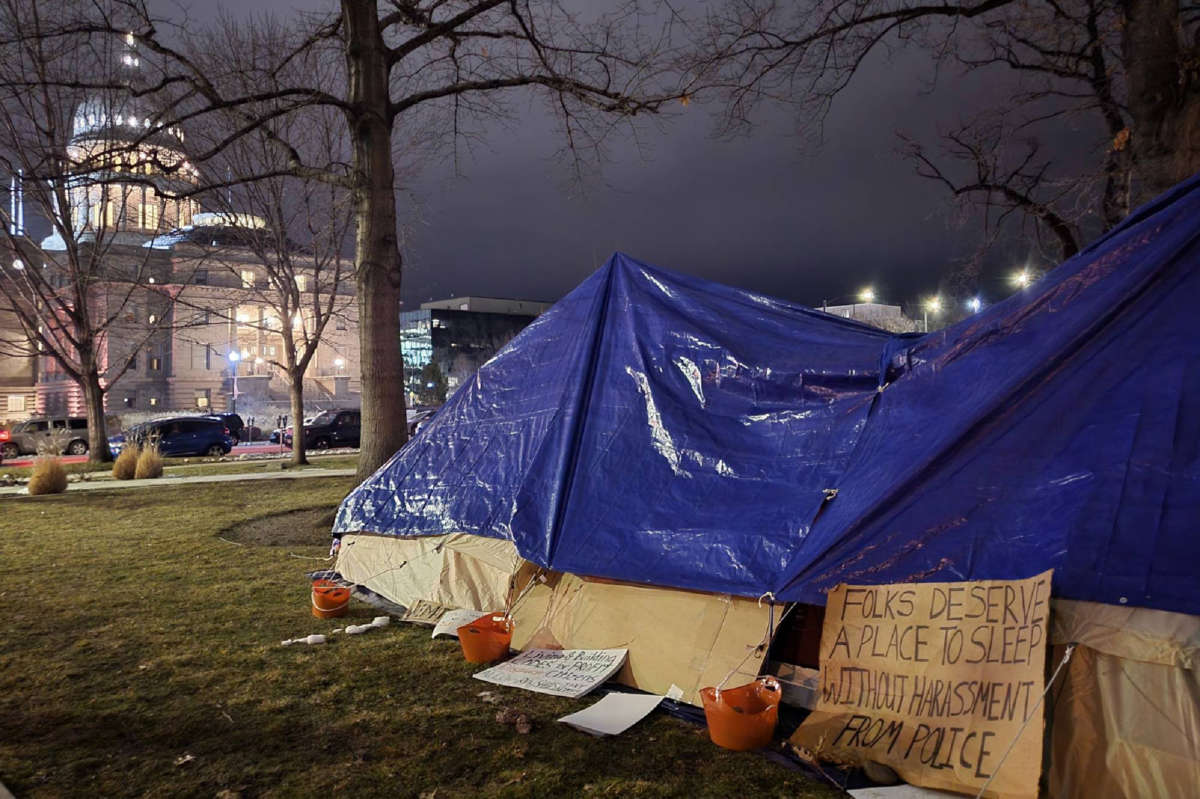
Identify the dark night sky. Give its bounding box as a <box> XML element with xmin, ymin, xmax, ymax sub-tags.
<box><xmin>181</xmin><ymin>1</ymin><xmax>1056</xmax><ymax>312</ymax></box>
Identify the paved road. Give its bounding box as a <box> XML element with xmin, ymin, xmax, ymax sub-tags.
<box><xmin>0</xmin><ymin>466</ymin><xmax>357</xmax><ymax>497</ymax></box>
<box><xmin>3</xmin><ymin>441</ymin><xmax>302</xmax><ymax>468</ymax></box>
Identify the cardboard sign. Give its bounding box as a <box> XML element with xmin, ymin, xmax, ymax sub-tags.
<box><xmin>473</xmin><ymin>648</ymin><xmax>627</xmax><ymax>699</ymax></box>
<box><xmin>400</xmin><ymin>599</ymin><xmax>453</xmax><ymax>627</ymax></box>
<box><xmin>791</xmin><ymin>571</ymin><xmax>1052</xmax><ymax>799</ymax></box>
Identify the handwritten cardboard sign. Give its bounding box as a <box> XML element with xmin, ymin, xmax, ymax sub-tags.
<box><xmin>473</xmin><ymin>648</ymin><xmax>628</xmax><ymax>699</ymax></box>
<box><xmin>791</xmin><ymin>571</ymin><xmax>1052</xmax><ymax>799</ymax></box>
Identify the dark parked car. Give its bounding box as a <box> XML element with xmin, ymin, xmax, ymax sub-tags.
<box><xmin>111</xmin><ymin>417</ymin><xmax>234</xmax><ymax>458</ymax></box>
<box><xmin>3</xmin><ymin>416</ymin><xmax>93</xmax><ymax>458</ymax></box>
<box><xmin>282</xmin><ymin>409</ymin><xmax>360</xmax><ymax>450</ymax></box>
<box><xmin>205</xmin><ymin>412</ymin><xmax>245</xmax><ymax>443</ymax></box>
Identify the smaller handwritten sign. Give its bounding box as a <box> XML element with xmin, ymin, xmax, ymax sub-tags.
<box><xmin>473</xmin><ymin>649</ymin><xmax>628</xmax><ymax>699</ymax></box>
<box><xmin>431</xmin><ymin>609</ymin><xmax>488</xmax><ymax>639</ymax></box>
<box><xmin>400</xmin><ymin>599</ymin><xmax>452</xmax><ymax>627</ymax></box>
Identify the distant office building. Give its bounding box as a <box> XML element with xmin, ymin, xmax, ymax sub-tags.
<box><xmin>820</xmin><ymin>302</ymin><xmax>920</xmax><ymax>333</ymax></box>
<box><xmin>400</xmin><ymin>296</ymin><xmax>550</xmax><ymax>403</ymax></box>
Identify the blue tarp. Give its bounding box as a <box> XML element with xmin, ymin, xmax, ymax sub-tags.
<box><xmin>336</xmin><ymin>173</ymin><xmax>1200</xmax><ymax>616</ymax></box>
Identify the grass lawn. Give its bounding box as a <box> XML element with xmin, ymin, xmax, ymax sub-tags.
<box><xmin>0</xmin><ymin>479</ymin><xmax>839</xmax><ymax>798</ymax></box>
<box><xmin>2</xmin><ymin>453</ymin><xmax>358</xmax><ymax>481</ymax></box>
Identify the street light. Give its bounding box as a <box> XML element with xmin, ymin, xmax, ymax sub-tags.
<box><xmin>227</xmin><ymin>350</ymin><xmax>240</xmax><ymax>412</ymax></box>
<box><xmin>923</xmin><ymin>295</ymin><xmax>942</xmax><ymax>333</ymax></box>
<box><xmin>1011</xmin><ymin>269</ymin><xmax>1032</xmax><ymax>289</ymax></box>
<box><xmin>966</xmin><ymin>296</ymin><xmax>983</xmax><ymax>313</ymax></box>
<box><xmin>857</xmin><ymin>286</ymin><xmax>876</xmax><ymax>304</ymax></box>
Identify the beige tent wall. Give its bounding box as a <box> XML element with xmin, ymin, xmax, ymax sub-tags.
<box><xmin>510</xmin><ymin>572</ymin><xmax>772</xmax><ymax>706</ymax></box>
<box><xmin>335</xmin><ymin>533</ymin><xmax>521</xmax><ymax>613</ymax></box>
<box><xmin>1048</xmin><ymin>600</ymin><xmax>1200</xmax><ymax>798</ymax></box>
<box><xmin>335</xmin><ymin>534</ymin><xmax>772</xmax><ymax>706</ymax></box>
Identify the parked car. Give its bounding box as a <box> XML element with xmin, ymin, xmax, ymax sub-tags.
<box><xmin>110</xmin><ymin>416</ymin><xmax>234</xmax><ymax>458</ymax></box>
<box><xmin>282</xmin><ymin>409</ymin><xmax>360</xmax><ymax>450</ymax></box>
<box><xmin>2</xmin><ymin>416</ymin><xmax>92</xmax><ymax>458</ymax></box>
<box><xmin>0</xmin><ymin>427</ymin><xmax>9</xmax><ymax>463</ymax></box>
<box><xmin>204</xmin><ymin>412</ymin><xmax>245</xmax><ymax>443</ymax></box>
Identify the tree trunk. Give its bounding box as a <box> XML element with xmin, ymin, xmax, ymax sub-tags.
<box><xmin>82</xmin><ymin>369</ymin><xmax>112</xmax><ymax>463</ymax></box>
<box><xmin>289</xmin><ymin>371</ymin><xmax>308</xmax><ymax>466</ymax></box>
<box><xmin>1123</xmin><ymin>0</ymin><xmax>1200</xmax><ymax>199</ymax></box>
<box><xmin>343</xmin><ymin>0</ymin><xmax>409</xmax><ymax>481</ymax></box>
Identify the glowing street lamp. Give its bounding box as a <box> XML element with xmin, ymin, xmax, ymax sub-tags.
<box><xmin>334</xmin><ymin>357</ymin><xmax>345</xmax><ymax>374</ymax></box>
<box><xmin>857</xmin><ymin>286</ymin><xmax>876</xmax><ymax>304</ymax></box>
<box><xmin>966</xmin><ymin>296</ymin><xmax>983</xmax><ymax>313</ymax></box>
<box><xmin>226</xmin><ymin>350</ymin><xmax>240</xmax><ymax>412</ymax></box>
<box><xmin>1011</xmin><ymin>269</ymin><xmax>1032</xmax><ymax>289</ymax></box>
<box><xmin>922</xmin><ymin>295</ymin><xmax>942</xmax><ymax>333</ymax></box>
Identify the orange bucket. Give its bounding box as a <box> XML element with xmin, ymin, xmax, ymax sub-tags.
<box><xmin>699</xmin><ymin>676</ymin><xmax>782</xmax><ymax>751</ymax></box>
<box><xmin>457</xmin><ymin>613</ymin><xmax>513</xmax><ymax>663</ymax></box>
<box><xmin>311</xmin><ymin>579</ymin><xmax>350</xmax><ymax>619</ymax></box>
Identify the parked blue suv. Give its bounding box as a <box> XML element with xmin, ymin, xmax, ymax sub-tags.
<box><xmin>110</xmin><ymin>416</ymin><xmax>234</xmax><ymax>458</ymax></box>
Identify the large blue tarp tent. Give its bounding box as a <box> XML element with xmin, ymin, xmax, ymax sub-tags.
<box><xmin>336</xmin><ymin>174</ymin><xmax>1200</xmax><ymax>617</ymax></box>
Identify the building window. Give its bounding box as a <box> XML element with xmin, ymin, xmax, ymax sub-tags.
<box><xmin>241</xmin><ymin>270</ymin><xmax>255</xmax><ymax>288</ymax></box>
<box><xmin>130</xmin><ymin>353</ymin><xmax>137</xmax><ymax>370</ymax></box>
<box><xmin>148</xmin><ymin>313</ymin><xmax>157</xmax><ymax>324</ymax></box>
<box><xmin>295</xmin><ymin>275</ymin><xmax>306</xmax><ymax>292</ymax></box>
<box><xmin>148</xmin><ymin>397</ymin><xmax>158</xmax><ymax>407</ymax></box>
<box><xmin>7</xmin><ymin>395</ymin><xmax>25</xmax><ymax>412</ymax></box>
<box><xmin>195</xmin><ymin>390</ymin><xmax>210</xmax><ymax>409</ymax></box>
<box><xmin>205</xmin><ymin>345</ymin><xmax>212</xmax><ymax>370</ymax></box>
<box><xmin>150</xmin><ymin>356</ymin><xmax>162</xmax><ymax>371</ymax></box>
<box><xmin>337</xmin><ymin>316</ymin><xmax>347</xmax><ymax>331</ymax></box>
<box><xmin>195</xmin><ymin>270</ymin><xmax>208</xmax><ymax>285</ymax></box>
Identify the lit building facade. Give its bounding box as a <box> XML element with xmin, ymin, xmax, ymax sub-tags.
<box><xmin>400</xmin><ymin>296</ymin><xmax>550</xmax><ymax>403</ymax></box>
<box><xmin>22</xmin><ymin>36</ymin><xmax>359</xmax><ymax>419</ymax></box>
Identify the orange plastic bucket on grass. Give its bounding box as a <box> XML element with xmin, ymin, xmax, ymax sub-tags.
<box><xmin>457</xmin><ymin>613</ymin><xmax>513</xmax><ymax>663</ymax></box>
<box><xmin>700</xmin><ymin>676</ymin><xmax>782</xmax><ymax>751</ymax></box>
<box><xmin>311</xmin><ymin>579</ymin><xmax>350</xmax><ymax>619</ymax></box>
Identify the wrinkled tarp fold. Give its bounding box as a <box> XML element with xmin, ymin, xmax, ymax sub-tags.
<box><xmin>336</xmin><ymin>172</ymin><xmax>1200</xmax><ymax>616</ymax></box>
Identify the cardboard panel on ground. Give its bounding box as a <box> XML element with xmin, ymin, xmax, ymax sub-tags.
<box><xmin>334</xmin><ymin>534</ymin><xmax>771</xmax><ymax>706</ymax></box>
<box><xmin>510</xmin><ymin>572</ymin><xmax>770</xmax><ymax>706</ymax></box>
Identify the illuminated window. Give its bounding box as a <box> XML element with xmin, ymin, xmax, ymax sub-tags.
<box><xmin>241</xmin><ymin>270</ymin><xmax>254</xmax><ymax>288</ymax></box>
<box><xmin>295</xmin><ymin>275</ymin><xmax>307</xmax><ymax>292</ymax></box>
<box><xmin>148</xmin><ymin>314</ymin><xmax>157</xmax><ymax>324</ymax></box>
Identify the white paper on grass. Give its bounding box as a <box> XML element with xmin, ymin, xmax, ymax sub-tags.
<box><xmin>473</xmin><ymin>648</ymin><xmax>628</xmax><ymax>699</ymax></box>
<box><xmin>558</xmin><ymin>692</ymin><xmax>664</xmax><ymax>737</ymax></box>
<box><xmin>431</xmin><ymin>609</ymin><xmax>488</xmax><ymax>639</ymax></box>
<box><xmin>848</xmin><ymin>786</ymin><xmax>965</xmax><ymax>798</ymax></box>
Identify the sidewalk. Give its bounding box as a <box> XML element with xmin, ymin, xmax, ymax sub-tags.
<box><xmin>0</xmin><ymin>467</ymin><xmax>356</xmax><ymax>497</ymax></box>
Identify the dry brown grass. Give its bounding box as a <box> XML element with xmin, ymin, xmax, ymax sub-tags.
<box><xmin>111</xmin><ymin>445</ymin><xmax>139</xmax><ymax>479</ymax></box>
<box><xmin>134</xmin><ymin>445</ymin><xmax>164</xmax><ymax>479</ymax></box>
<box><xmin>27</xmin><ymin>456</ymin><xmax>68</xmax><ymax>495</ymax></box>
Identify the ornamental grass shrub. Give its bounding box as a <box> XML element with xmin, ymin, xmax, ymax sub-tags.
<box><xmin>134</xmin><ymin>445</ymin><xmax>164</xmax><ymax>480</ymax></box>
<box><xmin>28</xmin><ymin>456</ymin><xmax>68</xmax><ymax>495</ymax></box>
<box><xmin>112</xmin><ymin>446</ymin><xmax>139</xmax><ymax>480</ymax></box>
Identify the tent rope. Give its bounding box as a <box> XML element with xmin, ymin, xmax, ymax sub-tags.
<box><xmin>505</xmin><ymin>569</ymin><xmax>542</xmax><ymax>617</ymax></box>
<box><xmin>716</xmin><ymin>595</ymin><xmax>786</xmax><ymax>694</ymax></box>
<box><xmin>973</xmin><ymin>643</ymin><xmax>1076</xmax><ymax>799</ymax></box>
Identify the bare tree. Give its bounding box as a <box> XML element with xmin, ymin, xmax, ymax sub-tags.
<box><xmin>696</xmin><ymin>0</ymin><xmax>1199</xmax><ymax>255</ymax></box>
<box><xmin>0</xmin><ymin>0</ymin><xmax>206</xmax><ymax>461</ymax></box>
